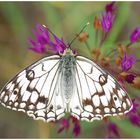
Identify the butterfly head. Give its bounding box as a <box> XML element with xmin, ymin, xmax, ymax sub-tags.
<box><xmin>59</xmin><ymin>47</ymin><xmax>77</xmax><ymax>56</ymax></box>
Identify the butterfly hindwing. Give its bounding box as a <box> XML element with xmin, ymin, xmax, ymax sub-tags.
<box><xmin>0</xmin><ymin>55</ymin><xmax>66</xmax><ymax>122</ymax></box>
<box><xmin>70</xmin><ymin>56</ymin><xmax>133</xmax><ymax>122</ymax></box>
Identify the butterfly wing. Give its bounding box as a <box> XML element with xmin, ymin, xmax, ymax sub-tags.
<box><xmin>69</xmin><ymin>56</ymin><xmax>133</xmax><ymax>122</ymax></box>
<box><xmin>0</xmin><ymin>55</ymin><xmax>66</xmax><ymax>122</ymax></box>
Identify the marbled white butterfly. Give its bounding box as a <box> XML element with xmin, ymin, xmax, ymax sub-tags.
<box><xmin>0</xmin><ymin>25</ymin><xmax>133</xmax><ymax>122</ymax></box>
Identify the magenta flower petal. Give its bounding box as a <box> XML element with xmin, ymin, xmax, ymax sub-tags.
<box><xmin>129</xmin><ymin>113</ymin><xmax>140</xmax><ymax>128</ymax></box>
<box><xmin>28</xmin><ymin>38</ymin><xmax>46</xmax><ymax>53</ymax></box>
<box><xmin>125</xmin><ymin>74</ymin><xmax>136</xmax><ymax>83</ymax></box>
<box><xmin>107</xmin><ymin>122</ymin><xmax>120</xmax><ymax>138</ymax></box>
<box><xmin>105</xmin><ymin>2</ymin><xmax>116</xmax><ymax>13</ymax></box>
<box><xmin>130</xmin><ymin>28</ymin><xmax>140</xmax><ymax>43</ymax></box>
<box><xmin>101</xmin><ymin>12</ymin><xmax>115</xmax><ymax>32</ymax></box>
<box><xmin>73</xmin><ymin>122</ymin><xmax>80</xmax><ymax>137</ymax></box>
<box><xmin>130</xmin><ymin>99</ymin><xmax>139</xmax><ymax>113</ymax></box>
<box><xmin>28</xmin><ymin>24</ymin><xmax>67</xmax><ymax>54</ymax></box>
<box><xmin>121</xmin><ymin>53</ymin><xmax>135</xmax><ymax>71</ymax></box>
<box><xmin>57</xmin><ymin>118</ymin><xmax>70</xmax><ymax>133</ymax></box>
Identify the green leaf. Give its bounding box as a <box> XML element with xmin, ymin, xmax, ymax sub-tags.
<box><xmin>111</xmin><ymin>118</ymin><xmax>140</xmax><ymax>138</ymax></box>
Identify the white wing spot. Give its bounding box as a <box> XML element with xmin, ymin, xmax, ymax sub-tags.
<box><xmin>14</xmin><ymin>102</ymin><xmax>19</xmax><ymax>107</ymax></box>
<box><xmin>47</xmin><ymin>118</ymin><xmax>55</xmax><ymax>122</ymax></box>
<box><xmin>84</xmin><ymin>105</ymin><xmax>93</xmax><ymax>112</ymax></box>
<box><xmin>123</xmin><ymin>102</ymin><xmax>126</xmax><ymax>109</ymax></box>
<box><xmin>103</xmin><ymin>85</ymin><xmax>111</xmax><ymax>101</ymax></box>
<box><xmin>20</xmin><ymin>102</ymin><xmax>26</xmax><ymax>108</ymax></box>
<box><xmin>126</xmin><ymin>99</ymin><xmax>131</xmax><ymax>106</ymax></box>
<box><xmin>30</xmin><ymin>91</ymin><xmax>38</xmax><ymax>103</ymax></box>
<box><xmin>111</xmin><ymin>108</ymin><xmax>116</xmax><ymax>113</ymax></box>
<box><xmin>18</xmin><ymin>109</ymin><xmax>25</xmax><ymax>112</ymax></box>
<box><xmin>118</xmin><ymin>108</ymin><xmax>121</xmax><ymax>111</ymax></box>
<box><xmin>0</xmin><ymin>91</ymin><xmax>5</xmax><ymax>99</ymax></box>
<box><xmin>81</xmin><ymin>111</ymin><xmax>94</xmax><ymax>118</ymax></box>
<box><xmin>81</xmin><ymin>117</ymin><xmax>90</xmax><ymax>122</ymax></box>
<box><xmin>36</xmin><ymin>102</ymin><xmax>46</xmax><ymax>109</ymax></box>
<box><xmin>92</xmin><ymin>95</ymin><xmax>100</xmax><ymax>107</ymax></box>
<box><xmin>4</xmin><ymin>95</ymin><xmax>8</xmax><ymax>103</ymax></box>
<box><xmin>117</xmin><ymin>90</ymin><xmax>123</xmax><ymax>99</ymax></box>
<box><xmin>119</xmin><ymin>112</ymin><xmax>123</xmax><ymax>115</ymax></box>
<box><xmin>28</xmin><ymin>113</ymin><xmax>35</xmax><ymax>119</ymax></box>
<box><xmin>22</xmin><ymin>91</ymin><xmax>31</xmax><ymax>101</ymax></box>
<box><xmin>104</xmin><ymin>107</ymin><xmax>110</xmax><ymax>113</ymax></box>
<box><xmin>29</xmin><ymin>104</ymin><xmax>35</xmax><ymax>110</ymax></box>
<box><xmin>9</xmin><ymin>93</ymin><xmax>17</xmax><ymax>102</ymax></box>
<box><xmin>56</xmin><ymin>108</ymin><xmax>64</xmax><ymax>115</ymax></box>
<box><xmin>91</xmin><ymin>116</ymin><xmax>101</xmax><ymax>121</ymax></box>
<box><xmin>94</xmin><ymin>82</ymin><xmax>103</xmax><ymax>93</ymax></box>
<box><xmin>100</xmin><ymin>96</ymin><xmax>108</xmax><ymax>106</ymax></box>
<box><xmin>96</xmin><ymin>108</ymin><xmax>101</xmax><ymax>113</ymax></box>
<box><xmin>8</xmin><ymin>101</ymin><xmax>12</xmax><ymax>106</ymax></box>
<box><xmin>36</xmin><ymin>110</ymin><xmax>45</xmax><ymax>117</ymax></box>
<box><xmin>47</xmin><ymin>112</ymin><xmax>55</xmax><ymax>118</ymax></box>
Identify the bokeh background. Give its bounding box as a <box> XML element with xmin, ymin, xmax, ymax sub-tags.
<box><xmin>0</xmin><ymin>1</ymin><xmax>140</xmax><ymax>138</ymax></box>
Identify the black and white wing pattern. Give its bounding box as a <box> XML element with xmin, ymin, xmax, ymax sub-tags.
<box><xmin>0</xmin><ymin>55</ymin><xmax>66</xmax><ymax>122</ymax></box>
<box><xmin>69</xmin><ymin>56</ymin><xmax>133</xmax><ymax>122</ymax></box>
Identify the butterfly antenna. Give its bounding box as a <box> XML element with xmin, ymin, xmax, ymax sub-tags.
<box><xmin>43</xmin><ymin>25</ymin><xmax>67</xmax><ymax>47</ymax></box>
<box><xmin>68</xmin><ymin>22</ymin><xmax>90</xmax><ymax>47</ymax></box>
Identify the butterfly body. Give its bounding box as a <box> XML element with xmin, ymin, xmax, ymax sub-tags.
<box><xmin>0</xmin><ymin>47</ymin><xmax>133</xmax><ymax>122</ymax></box>
<box><xmin>59</xmin><ymin>54</ymin><xmax>76</xmax><ymax>104</ymax></box>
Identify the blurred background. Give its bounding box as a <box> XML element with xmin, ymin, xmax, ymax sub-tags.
<box><xmin>0</xmin><ymin>1</ymin><xmax>140</xmax><ymax>138</ymax></box>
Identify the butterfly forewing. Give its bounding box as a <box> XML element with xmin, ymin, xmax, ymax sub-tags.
<box><xmin>0</xmin><ymin>55</ymin><xmax>66</xmax><ymax>122</ymax></box>
<box><xmin>69</xmin><ymin>56</ymin><xmax>133</xmax><ymax>122</ymax></box>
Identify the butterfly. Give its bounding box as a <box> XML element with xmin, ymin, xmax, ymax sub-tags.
<box><xmin>0</xmin><ymin>25</ymin><xmax>133</xmax><ymax>122</ymax></box>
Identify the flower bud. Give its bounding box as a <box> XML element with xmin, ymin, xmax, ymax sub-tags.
<box><xmin>93</xmin><ymin>16</ymin><xmax>101</xmax><ymax>30</ymax></box>
<box><xmin>78</xmin><ymin>32</ymin><xmax>89</xmax><ymax>42</ymax></box>
<box><xmin>92</xmin><ymin>48</ymin><xmax>101</xmax><ymax>61</ymax></box>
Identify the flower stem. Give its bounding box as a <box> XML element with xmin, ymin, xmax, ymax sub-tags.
<box><xmin>126</xmin><ymin>42</ymin><xmax>132</xmax><ymax>48</ymax></box>
<box><xmin>99</xmin><ymin>32</ymin><xmax>107</xmax><ymax>47</ymax></box>
<box><xmin>85</xmin><ymin>41</ymin><xmax>91</xmax><ymax>55</ymax></box>
<box><xmin>105</xmin><ymin>48</ymin><xmax>117</xmax><ymax>57</ymax></box>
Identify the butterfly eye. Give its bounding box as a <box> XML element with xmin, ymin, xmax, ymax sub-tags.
<box><xmin>26</xmin><ymin>70</ymin><xmax>35</xmax><ymax>80</ymax></box>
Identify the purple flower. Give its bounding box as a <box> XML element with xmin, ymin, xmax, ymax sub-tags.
<box><xmin>101</xmin><ymin>12</ymin><xmax>115</xmax><ymax>32</ymax></box>
<box><xmin>130</xmin><ymin>28</ymin><xmax>140</xmax><ymax>43</ymax></box>
<box><xmin>107</xmin><ymin>122</ymin><xmax>120</xmax><ymax>138</ymax></box>
<box><xmin>125</xmin><ymin>74</ymin><xmax>136</xmax><ymax>83</ymax></box>
<box><xmin>71</xmin><ymin>116</ymin><xmax>80</xmax><ymax>137</ymax></box>
<box><xmin>121</xmin><ymin>53</ymin><xmax>135</xmax><ymax>72</ymax></box>
<box><xmin>128</xmin><ymin>113</ymin><xmax>140</xmax><ymax>128</ymax></box>
<box><xmin>28</xmin><ymin>39</ymin><xmax>46</xmax><ymax>53</ymax></box>
<box><xmin>57</xmin><ymin>116</ymin><xmax>80</xmax><ymax>137</ymax></box>
<box><xmin>130</xmin><ymin>99</ymin><xmax>139</xmax><ymax>114</ymax></box>
<box><xmin>105</xmin><ymin>2</ymin><xmax>116</xmax><ymax>13</ymax></box>
<box><xmin>73</xmin><ymin>122</ymin><xmax>80</xmax><ymax>137</ymax></box>
<box><xmin>57</xmin><ymin>118</ymin><xmax>70</xmax><ymax>133</ymax></box>
<box><xmin>126</xmin><ymin>99</ymin><xmax>140</xmax><ymax>127</ymax></box>
<box><xmin>28</xmin><ymin>24</ymin><xmax>66</xmax><ymax>54</ymax></box>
